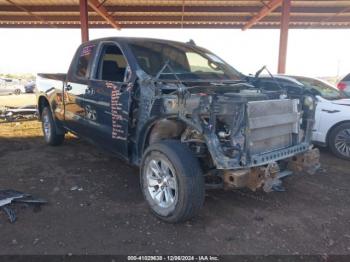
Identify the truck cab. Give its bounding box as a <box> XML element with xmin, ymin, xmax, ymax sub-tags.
<box><xmin>37</xmin><ymin>37</ymin><xmax>320</xmax><ymax>222</ymax></box>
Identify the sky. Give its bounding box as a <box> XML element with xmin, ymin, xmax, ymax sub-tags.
<box><xmin>0</xmin><ymin>28</ymin><xmax>349</xmax><ymax>78</ymax></box>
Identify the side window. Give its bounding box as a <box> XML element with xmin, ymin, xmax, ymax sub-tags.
<box><xmin>260</xmin><ymin>80</ymin><xmax>280</xmax><ymax>91</ymax></box>
<box><xmin>76</xmin><ymin>44</ymin><xmax>96</xmax><ymax>78</ymax></box>
<box><xmin>95</xmin><ymin>44</ymin><xmax>127</xmax><ymax>82</ymax></box>
<box><xmin>280</xmin><ymin>80</ymin><xmax>303</xmax><ymax>95</ymax></box>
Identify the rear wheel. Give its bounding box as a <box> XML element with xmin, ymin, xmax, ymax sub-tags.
<box><xmin>329</xmin><ymin>122</ymin><xmax>350</xmax><ymax>160</ymax></box>
<box><xmin>141</xmin><ymin>140</ymin><xmax>205</xmax><ymax>223</ymax></box>
<box><xmin>41</xmin><ymin>107</ymin><xmax>65</xmax><ymax>146</ymax></box>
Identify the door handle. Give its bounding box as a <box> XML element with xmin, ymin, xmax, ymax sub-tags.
<box><xmin>65</xmin><ymin>84</ymin><xmax>72</xmax><ymax>91</ymax></box>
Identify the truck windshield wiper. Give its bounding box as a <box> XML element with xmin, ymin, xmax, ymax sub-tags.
<box><xmin>255</xmin><ymin>65</ymin><xmax>285</xmax><ymax>92</ymax></box>
<box><xmin>155</xmin><ymin>60</ymin><xmax>183</xmax><ymax>84</ymax></box>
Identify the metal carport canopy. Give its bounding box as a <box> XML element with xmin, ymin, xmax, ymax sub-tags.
<box><xmin>1</xmin><ymin>0</ymin><xmax>350</xmax><ymax>73</ymax></box>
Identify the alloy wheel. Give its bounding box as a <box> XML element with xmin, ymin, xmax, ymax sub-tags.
<box><xmin>334</xmin><ymin>128</ymin><xmax>350</xmax><ymax>157</ymax></box>
<box><xmin>145</xmin><ymin>156</ymin><xmax>178</xmax><ymax>209</ymax></box>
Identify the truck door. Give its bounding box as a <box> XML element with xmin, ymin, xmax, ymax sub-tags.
<box><xmin>64</xmin><ymin>43</ymin><xmax>96</xmax><ymax>135</ymax></box>
<box><xmin>85</xmin><ymin>42</ymin><xmax>133</xmax><ymax>160</ymax></box>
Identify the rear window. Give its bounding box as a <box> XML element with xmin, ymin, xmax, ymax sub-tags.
<box><xmin>76</xmin><ymin>44</ymin><xmax>96</xmax><ymax>78</ymax></box>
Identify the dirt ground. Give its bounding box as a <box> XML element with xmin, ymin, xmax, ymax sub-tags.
<box><xmin>0</xmin><ymin>93</ymin><xmax>36</xmax><ymax>107</ymax></box>
<box><xmin>0</xmin><ymin>121</ymin><xmax>350</xmax><ymax>255</ymax></box>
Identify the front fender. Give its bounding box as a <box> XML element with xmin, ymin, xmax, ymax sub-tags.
<box><xmin>315</xmin><ymin>100</ymin><xmax>350</xmax><ymax>143</ymax></box>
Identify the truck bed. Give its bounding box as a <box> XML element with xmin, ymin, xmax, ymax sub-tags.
<box><xmin>36</xmin><ymin>73</ymin><xmax>66</xmax><ymax>95</ymax></box>
<box><xmin>37</xmin><ymin>73</ymin><xmax>66</xmax><ymax>82</ymax></box>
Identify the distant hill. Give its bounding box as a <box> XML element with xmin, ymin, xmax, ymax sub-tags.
<box><xmin>0</xmin><ymin>73</ymin><xmax>35</xmax><ymax>81</ymax></box>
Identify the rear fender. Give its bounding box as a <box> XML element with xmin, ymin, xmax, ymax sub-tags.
<box><xmin>37</xmin><ymin>94</ymin><xmax>65</xmax><ymax>135</ymax></box>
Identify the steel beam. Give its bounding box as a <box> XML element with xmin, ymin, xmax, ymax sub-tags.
<box><xmin>242</xmin><ymin>0</ymin><xmax>283</xmax><ymax>30</ymax></box>
<box><xmin>80</xmin><ymin>0</ymin><xmax>89</xmax><ymax>42</ymax></box>
<box><xmin>2</xmin><ymin>15</ymin><xmax>350</xmax><ymax>23</ymax></box>
<box><xmin>2</xmin><ymin>22</ymin><xmax>350</xmax><ymax>29</ymax></box>
<box><xmin>4</xmin><ymin>0</ymin><xmax>55</xmax><ymax>28</ymax></box>
<box><xmin>1</xmin><ymin>5</ymin><xmax>350</xmax><ymax>14</ymax></box>
<box><xmin>278</xmin><ymin>0</ymin><xmax>291</xmax><ymax>74</ymax></box>
<box><xmin>88</xmin><ymin>0</ymin><xmax>121</xmax><ymax>29</ymax></box>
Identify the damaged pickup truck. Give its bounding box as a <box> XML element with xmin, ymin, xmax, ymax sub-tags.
<box><xmin>36</xmin><ymin>37</ymin><xmax>320</xmax><ymax>222</ymax></box>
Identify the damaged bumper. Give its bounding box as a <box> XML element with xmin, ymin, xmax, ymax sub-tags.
<box><xmin>222</xmin><ymin>147</ymin><xmax>320</xmax><ymax>192</ymax></box>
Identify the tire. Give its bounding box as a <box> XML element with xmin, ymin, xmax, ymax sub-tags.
<box><xmin>41</xmin><ymin>107</ymin><xmax>65</xmax><ymax>146</ymax></box>
<box><xmin>14</xmin><ymin>89</ymin><xmax>21</xmax><ymax>95</ymax></box>
<box><xmin>140</xmin><ymin>140</ymin><xmax>205</xmax><ymax>223</ymax></box>
<box><xmin>328</xmin><ymin>122</ymin><xmax>350</xmax><ymax>160</ymax></box>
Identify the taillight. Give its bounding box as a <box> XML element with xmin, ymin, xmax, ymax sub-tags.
<box><xmin>337</xmin><ymin>82</ymin><xmax>346</xmax><ymax>90</ymax></box>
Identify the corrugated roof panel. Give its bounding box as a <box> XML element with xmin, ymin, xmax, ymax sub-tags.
<box><xmin>0</xmin><ymin>0</ymin><xmax>349</xmax><ymax>28</ymax></box>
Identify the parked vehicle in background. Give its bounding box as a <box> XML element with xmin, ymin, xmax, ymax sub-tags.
<box><xmin>24</xmin><ymin>81</ymin><xmax>36</xmax><ymax>93</ymax></box>
<box><xmin>253</xmin><ymin>75</ymin><xmax>350</xmax><ymax>160</ymax></box>
<box><xmin>36</xmin><ymin>37</ymin><xmax>319</xmax><ymax>222</ymax></box>
<box><xmin>337</xmin><ymin>74</ymin><xmax>350</xmax><ymax>96</ymax></box>
<box><xmin>0</xmin><ymin>78</ymin><xmax>24</xmax><ymax>95</ymax></box>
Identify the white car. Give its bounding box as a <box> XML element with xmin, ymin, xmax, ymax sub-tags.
<box><xmin>256</xmin><ymin>75</ymin><xmax>350</xmax><ymax>160</ymax></box>
<box><xmin>0</xmin><ymin>78</ymin><xmax>25</xmax><ymax>95</ymax></box>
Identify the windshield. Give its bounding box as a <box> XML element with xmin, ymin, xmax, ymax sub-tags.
<box><xmin>293</xmin><ymin>76</ymin><xmax>348</xmax><ymax>100</ymax></box>
<box><xmin>128</xmin><ymin>40</ymin><xmax>243</xmax><ymax>81</ymax></box>
<box><xmin>343</xmin><ymin>73</ymin><xmax>350</xmax><ymax>81</ymax></box>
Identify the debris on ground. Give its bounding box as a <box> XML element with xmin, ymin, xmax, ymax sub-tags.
<box><xmin>0</xmin><ymin>189</ymin><xmax>47</xmax><ymax>223</ymax></box>
<box><xmin>70</xmin><ymin>186</ymin><xmax>83</xmax><ymax>191</ymax></box>
<box><xmin>0</xmin><ymin>105</ymin><xmax>37</xmax><ymax>123</ymax></box>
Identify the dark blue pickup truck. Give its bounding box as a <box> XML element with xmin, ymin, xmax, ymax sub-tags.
<box><xmin>36</xmin><ymin>37</ymin><xmax>319</xmax><ymax>222</ymax></box>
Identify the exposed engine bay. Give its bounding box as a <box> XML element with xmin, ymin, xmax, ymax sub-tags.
<box><xmin>135</xmin><ymin>74</ymin><xmax>320</xmax><ymax>192</ymax></box>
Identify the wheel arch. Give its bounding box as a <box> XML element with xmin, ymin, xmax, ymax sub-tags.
<box><xmin>37</xmin><ymin>95</ymin><xmax>50</xmax><ymax>120</ymax></box>
<box><xmin>136</xmin><ymin>117</ymin><xmax>189</xmax><ymax>163</ymax></box>
<box><xmin>37</xmin><ymin>95</ymin><xmax>65</xmax><ymax>135</ymax></box>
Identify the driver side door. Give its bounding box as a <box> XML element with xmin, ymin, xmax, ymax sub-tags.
<box><xmin>84</xmin><ymin>42</ymin><xmax>133</xmax><ymax>160</ymax></box>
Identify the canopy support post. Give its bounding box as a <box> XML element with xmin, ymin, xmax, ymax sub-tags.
<box><xmin>80</xmin><ymin>0</ymin><xmax>89</xmax><ymax>43</ymax></box>
<box><xmin>277</xmin><ymin>0</ymin><xmax>291</xmax><ymax>74</ymax></box>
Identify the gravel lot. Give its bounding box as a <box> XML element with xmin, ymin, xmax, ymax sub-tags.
<box><xmin>0</xmin><ymin>121</ymin><xmax>350</xmax><ymax>255</ymax></box>
<box><xmin>0</xmin><ymin>93</ymin><xmax>36</xmax><ymax>107</ymax></box>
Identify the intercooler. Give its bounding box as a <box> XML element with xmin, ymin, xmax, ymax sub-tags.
<box><xmin>247</xmin><ymin>99</ymin><xmax>300</xmax><ymax>155</ymax></box>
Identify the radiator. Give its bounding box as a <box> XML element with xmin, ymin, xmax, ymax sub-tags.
<box><xmin>247</xmin><ymin>99</ymin><xmax>300</xmax><ymax>155</ymax></box>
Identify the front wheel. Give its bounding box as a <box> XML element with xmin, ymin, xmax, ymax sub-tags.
<box><xmin>141</xmin><ymin>140</ymin><xmax>205</xmax><ymax>223</ymax></box>
<box><xmin>329</xmin><ymin>122</ymin><xmax>350</xmax><ymax>160</ymax></box>
<box><xmin>41</xmin><ymin>107</ymin><xmax>65</xmax><ymax>146</ymax></box>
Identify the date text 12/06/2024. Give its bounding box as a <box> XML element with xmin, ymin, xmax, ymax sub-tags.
<box><xmin>127</xmin><ymin>255</ymin><xmax>220</xmax><ymax>261</ymax></box>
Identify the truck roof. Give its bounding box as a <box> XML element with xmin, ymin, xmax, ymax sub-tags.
<box><xmin>86</xmin><ymin>37</ymin><xmax>201</xmax><ymax>49</ymax></box>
